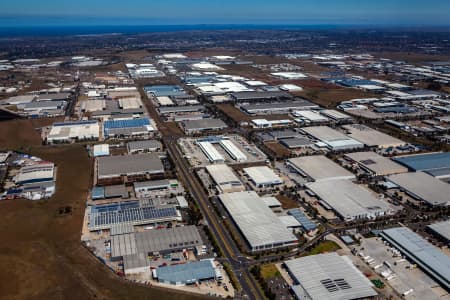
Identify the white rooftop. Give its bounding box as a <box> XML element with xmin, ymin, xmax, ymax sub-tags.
<box><xmin>244</xmin><ymin>166</ymin><xmax>283</xmax><ymax>186</ymax></box>
<box><xmin>306</xmin><ymin>179</ymin><xmax>392</xmax><ymax>220</ymax></box>
<box><xmin>287</xmin><ymin>155</ymin><xmax>355</xmax><ymax>182</ymax></box>
<box><xmin>285</xmin><ymin>253</ymin><xmax>377</xmax><ymax>300</ymax></box>
<box><xmin>219</xmin><ymin>191</ymin><xmax>297</xmax><ymax>251</ymax></box>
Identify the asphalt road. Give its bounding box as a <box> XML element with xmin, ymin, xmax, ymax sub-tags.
<box><xmin>164</xmin><ymin>136</ymin><xmax>265</xmax><ymax>300</ymax></box>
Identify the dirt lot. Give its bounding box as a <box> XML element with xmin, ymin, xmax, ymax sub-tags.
<box><xmin>0</xmin><ymin>119</ymin><xmax>210</xmax><ymax>300</ymax></box>
<box><xmin>0</xmin><ymin>117</ymin><xmax>62</xmax><ymax>150</ymax></box>
<box><xmin>297</xmin><ymin>87</ymin><xmax>378</xmax><ymax>108</ymax></box>
<box><xmin>275</xmin><ymin>195</ymin><xmax>299</xmax><ymax>209</ymax></box>
<box><xmin>263</xmin><ymin>141</ymin><xmax>291</xmax><ymax>159</ymax></box>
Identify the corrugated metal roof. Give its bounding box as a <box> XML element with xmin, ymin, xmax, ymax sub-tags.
<box><xmin>219</xmin><ymin>191</ymin><xmax>297</xmax><ymax>251</ymax></box>
<box><xmin>285</xmin><ymin>253</ymin><xmax>377</xmax><ymax>300</ymax></box>
<box><xmin>156</xmin><ymin>260</ymin><xmax>215</xmax><ymax>284</ymax></box>
<box><xmin>381</xmin><ymin>227</ymin><xmax>450</xmax><ymax>291</ymax></box>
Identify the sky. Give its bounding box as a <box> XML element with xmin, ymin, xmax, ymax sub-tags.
<box><xmin>0</xmin><ymin>0</ymin><xmax>450</xmax><ymax>27</ymax></box>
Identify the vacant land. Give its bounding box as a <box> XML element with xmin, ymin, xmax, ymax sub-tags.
<box><xmin>276</xmin><ymin>195</ymin><xmax>299</xmax><ymax>209</ymax></box>
<box><xmin>0</xmin><ymin>117</ymin><xmax>61</xmax><ymax>150</ymax></box>
<box><xmin>0</xmin><ymin>119</ymin><xmax>209</xmax><ymax>300</ymax></box>
<box><xmin>259</xmin><ymin>264</ymin><xmax>281</xmax><ymax>280</ymax></box>
<box><xmin>304</xmin><ymin>240</ymin><xmax>341</xmax><ymax>256</ymax></box>
<box><xmin>297</xmin><ymin>87</ymin><xmax>378</xmax><ymax>108</ymax></box>
<box><xmin>264</xmin><ymin>142</ymin><xmax>291</xmax><ymax>159</ymax></box>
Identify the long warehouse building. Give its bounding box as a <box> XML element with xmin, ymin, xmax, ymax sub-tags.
<box><xmin>97</xmin><ymin>153</ymin><xmax>165</xmax><ymax>180</ymax></box>
<box><xmin>387</xmin><ymin>172</ymin><xmax>450</xmax><ymax>206</ymax></box>
<box><xmin>197</xmin><ymin>141</ymin><xmax>225</xmax><ymax>163</ymax></box>
<box><xmin>219</xmin><ymin>191</ymin><xmax>298</xmax><ymax>252</ymax></box>
<box><xmin>381</xmin><ymin>227</ymin><xmax>450</xmax><ymax>292</ymax></box>
<box><xmin>205</xmin><ymin>164</ymin><xmax>245</xmax><ymax>193</ymax></box>
<box><xmin>306</xmin><ymin>179</ymin><xmax>393</xmax><ymax>221</ymax></box>
<box><xmin>219</xmin><ymin>139</ymin><xmax>247</xmax><ymax>162</ymax></box>
<box><xmin>287</xmin><ymin>155</ymin><xmax>355</xmax><ymax>182</ymax></box>
<box><xmin>285</xmin><ymin>253</ymin><xmax>377</xmax><ymax>300</ymax></box>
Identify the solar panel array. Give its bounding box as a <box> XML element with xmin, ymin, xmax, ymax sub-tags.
<box><xmin>89</xmin><ymin>203</ymin><xmax>178</xmax><ymax>230</ymax></box>
<box><xmin>288</xmin><ymin>209</ymin><xmax>317</xmax><ymax>231</ymax></box>
<box><xmin>104</xmin><ymin>118</ymin><xmax>150</xmax><ymax>130</ymax></box>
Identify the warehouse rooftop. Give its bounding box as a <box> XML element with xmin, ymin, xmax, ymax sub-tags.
<box><xmin>181</xmin><ymin>118</ymin><xmax>228</xmax><ymax>131</ymax></box>
<box><xmin>345</xmin><ymin>151</ymin><xmax>409</xmax><ymax>176</ymax></box>
<box><xmin>285</xmin><ymin>253</ymin><xmax>377</xmax><ymax>300</ymax></box>
<box><xmin>381</xmin><ymin>227</ymin><xmax>450</xmax><ymax>291</ymax></box>
<box><xmin>287</xmin><ymin>155</ymin><xmax>355</xmax><ymax>182</ymax></box>
<box><xmin>306</xmin><ymin>179</ymin><xmax>392</xmax><ymax>220</ymax></box>
<box><xmin>342</xmin><ymin>124</ymin><xmax>406</xmax><ymax>148</ymax></box>
<box><xmin>97</xmin><ymin>153</ymin><xmax>164</xmax><ymax>179</ymax></box>
<box><xmin>219</xmin><ymin>191</ymin><xmax>297</xmax><ymax>251</ymax></box>
<box><xmin>427</xmin><ymin>220</ymin><xmax>450</xmax><ymax>243</ymax></box>
<box><xmin>387</xmin><ymin>172</ymin><xmax>450</xmax><ymax>206</ymax></box>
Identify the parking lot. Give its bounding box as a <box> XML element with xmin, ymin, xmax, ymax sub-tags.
<box><xmin>358</xmin><ymin>237</ymin><xmax>450</xmax><ymax>300</ymax></box>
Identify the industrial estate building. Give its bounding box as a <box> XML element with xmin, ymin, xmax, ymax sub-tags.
<box><xmin>155</xmin><ymin>259</ymin><xmax>220</xmax><ymax>286</ymax></box>
<box><xmin>103</xmin><ymin>117</ymin><xmax>156</xmax><ymax>139</ymax></box>
<box><xmin>47</xmin><ymin>120</ymin><xmax>100</xmax><ymax>143</ymax></box>
<box><xmin>96</xmin><ymin>153</ymin><xmax>164</xmax><ymax>181</ymax></box>
<box><xmin>306</xmin><ymin>179</ymin><xmax>393</xmax><ymax>221</ymax></box>
<box><xmin>381</xmin><ymin>227</ymin><xmax>450</xmax><ymax>291</ymax></box>
<box><xmin>88</xmin><ymin>201</ymin><xmax>181</xmax><ymax>231</ymax></box>
<box><xmin>239</xmin><ymin>100</ymin><xmax>318</xmax><ymax>115</ymax></box>
<box><xmin>287</xmin><ymin>155</ymin><xmax>355</xmax><ymax>182</ymax></box>
<box><xmin>181</xmin><ymin>118</ymin><xmax>228</xmax><ymax>134</ymax></box>
<box><xmin>196</xmin><ymin>136</ymin><xmax>249</xmax><ymax>164</ymax></box>
<box><xmin>219</xmin><ymin>191</ymin><xmax>298</xmax><ymax>252</ymax></box>
<box><xmin>393</xmin><ymin>152</ymin><xmax>450</xmax><ymax>181</ymax></box>
<box><xmin>285</xmin><ymin>253</ymin><xmax>377</xmax><ymax>300</ymax></box>
<box><xmin>205</xmin><ymin>164</ymin><xmax>245</xmax><ymax>193</ymax></box>
<box><xmin>387</xmin><ymin>172</ymin><xmax>450</xmax><ymax>206</ymax></box>
<box><xmin>301</xmin><ymin>126</ymin><xmax>364</xmax><ymax>151</ymax></box>
<box><xmin>111</xmin><ymin>225</ymin><xmax>202</xmax><ymax>258</ymax></box>
<box><xmin>127</xmin><ymin>140</ymin><xmax>162</xmax><ymax>153</ymax></box>
<box><xmin>342</xmin><ymin>124</ymin><xmax>406</xmax><ymax>148</ymax></box>
<box><xmin>427</xmin><ymin>220</ymin><xmax>450</xmax><ymax>245</ymax></box>
<box><xmin>243</xmin><ymin>166</ymin><xmax>283</xmax><ymax>188</ymax></box>
<box><xmin>345</xmin><ymin>151</ymin><xmax>409</xmax><ymax>176</ymax></box>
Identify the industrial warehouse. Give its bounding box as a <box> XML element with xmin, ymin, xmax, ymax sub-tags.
<box><xmin>219</xmin><ymin>191</ymin><xmax>298</xmax><ymax>252</ymax></box>
<box><xmin>381</xmin><ymin>227</ymin><xmax>450</xmax><ymax>291</ymax></box>
<box><xmin>180</xmin><ymin>118</ymin><xmax>228</xmax><ymax>134</ymax></box>
<box><xmin>96</xmin><ymin>153</ymin><xmax>165</xmax><ymax>182</ymax></box>
<box><xmin>387</xmin><ymin>172</ymin><xmax>450</xmax><ymax>206</ymax></box>
<box><xmin>344</xmin><ymin>151</ymin><xmax>409</xmax><ymax>176</ymax></box>
<box><xmin>1</xmin><ymin>153</ymin><xmax>57</xmax><ymax>200</ymax></box>
<box><xmin>205</xmin><ymin>164</ymin><xmax>245</xmax><ymax>193</ymax></box>
<box><xmin>243</xmin><ymin>166</ymin><xmax>283</xmax><ymax>188</ymax></box>
<box><xmin>87</xmin><ymin>201</ymin><xmax>181</xmax><ymax>231</ymax></box>
<box><xmin>342</xmin><ymin>124</ymin><xmax>406</xmax><ymax>148</ymax></box>
<box><xmin>46</xmin><ymin>120</ymin><xmax>100</xmax><ymax>143</ymax></box>
<box><xmin>179</xmin><ymin>135</ymin><xmax>267</xmax><ymax>167</ymax></box>
<box><xmin>393</xmin><ymin>152</ymin><xmax>450</xmax><ymax>181</ymax></box>
<box><xmin>427</xmin><ymin>220</ymin><xmax>450</xmax><ymax>245</ymax></box>
<box><xmin>306</xmin><ymin>179</ymin><xmax>394</xmax><ymax>221</ymax></box>
<box><xmin>285</xmin><ymin>253</ymin><xmax>378</xmax><ymax>300</ymax></box>
<box><xmin>287</xmin><ymin>155</ymin><xmax>355</xmax><ymax>182</ymax></box>
<box><xmin>301</xmin><ymin>126</ymin><xmax>364</xmax><ymax>151</ymax></box>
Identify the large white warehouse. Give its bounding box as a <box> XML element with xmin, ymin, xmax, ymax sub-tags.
<box><xmin>219</xmin><ymin>191</ymin><xmax>298</xmax><ymax>252</ymax></box>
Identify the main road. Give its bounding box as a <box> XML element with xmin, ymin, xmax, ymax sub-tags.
<box><xmin>164</xmin><ymin>136</ymin><xmax>265</xmax><ymax>300</ymax></box>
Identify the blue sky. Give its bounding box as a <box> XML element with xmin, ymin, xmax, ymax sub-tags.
<box><xmin>0</xmin><ymin>0</ymin><xmax>449</xmax><ymax>26</ymax></box>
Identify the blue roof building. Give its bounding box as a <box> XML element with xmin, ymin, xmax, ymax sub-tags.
<box><xmin>155</xmin><ymin>260</ymin><xmax>217</xmax><ymax>286</ymax></box>
<box><xmin>288</xmin><ymin>209</ymin><xmax>317</xmax><ymax>232</ymax></box>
